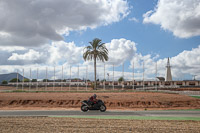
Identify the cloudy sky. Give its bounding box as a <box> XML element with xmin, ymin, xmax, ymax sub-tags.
<box><xmin>0</xmin><ymin>0</ymin><xmax>200</xmax><ymax>81</ymax></box>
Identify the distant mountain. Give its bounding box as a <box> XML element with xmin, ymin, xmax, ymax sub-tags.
<box><xmin>0</xmin><ymin>73</ymin><xmax>28</xmax><ymax>84</ymax></box>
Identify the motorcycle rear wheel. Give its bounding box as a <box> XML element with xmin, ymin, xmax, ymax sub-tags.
<box><xmin>81</xmin><ymin>105</ymin><xmax>89</xmax><ymax>112</ymax></box>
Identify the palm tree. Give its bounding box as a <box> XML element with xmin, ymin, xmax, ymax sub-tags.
<box><xmin>83</xmin><ymin>38</ymin><xmax>108</xmax><ymax>89</ymax></box>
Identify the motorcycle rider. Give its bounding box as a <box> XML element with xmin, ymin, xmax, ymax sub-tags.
<box><xmin>88</xmin><ymin>94</ymin><xmax>97</xmax><ymax>107</ymax></box>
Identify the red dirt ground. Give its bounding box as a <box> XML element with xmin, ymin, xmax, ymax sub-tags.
<box><xmin>0</xmin><ymin>92</ymin><xmax>200</xmax><ymax>110</ymax></box>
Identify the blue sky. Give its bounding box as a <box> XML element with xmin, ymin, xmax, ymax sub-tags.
<box><xmin>0</xmin><ymin>0</ymin><xmax>200</xmax><ymax>80</ymax></box>
<box><xmin>63</xmin><ymin>0</ymin><xmax>200</xmax><ymax>80</ymax></box>
<box><xmin>67</xmin><ymin>0</ymin><xmax>200</xmax><ymax>58</ymax></box>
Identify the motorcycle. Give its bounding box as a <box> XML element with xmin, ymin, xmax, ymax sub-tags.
<box><xmin>81</xmin><ymin>99</ymin><xmax>106</xmax><ymax>112</ymax></box>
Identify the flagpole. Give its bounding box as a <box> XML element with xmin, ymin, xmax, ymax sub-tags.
<box><xmin>113</xmin><ymin>64</ymin><xmax>114</xmax><ymax>90</ymax></box>
<box><xmin>132</xmin><ymin>61</ymin><xmax>134</xmax><ymax>90</ymax></box>
<box><xmin>53</xmin><ymin>66</ymin><xmax>55</xmax><ymax>91</ymax></box>
<box><xmin>29</xmin><ymin>68</ymin><xmax>31</xmax><ymax>91</ymax></box>
<box><xmin>16</xmin><ymin>69</ymin><xmax>18</xmax><ymax>90</ymax></box>
<box><xmin>69</xmin><ymin>65</ymin><xmax>71</xmax><ymax>91</ymax></box>
<box><xmin>122</xmin><ymin>63</ymin><xmax>124</xmax><ymax>90</ymax></box>
<box><xmin>22</xmin><ymin>68</ymin><xmax>24</xmax><ymax>91</ymax></box>
<box><xmin>104</xmin><ymin>63</ymin><xmax>105</xmax><ymax>90</ymax></box>
<box><xmin>37</xmin><ymin>68</ymin><xmax>38</xmax><ymax>91</ymax></box>
<box><xmin>86</xmin><ymin>65</ymin><xmax>88</xmax><ymax>91</ymax></box>
<box><xmin>61</xmin><ymin>65</ymin><xmax>63</xmax><ymax>91</ymax></box>
<box><xmin>143</xmin><ymin>61</ymin><xmax>145</xmax><ymax>90</ymax></box>
<box><xmin>45</xmin><ymin>67</ymin><xmax>48</xmax><ymax>91</ymax></box>
<box><xmin>155</xmin><ymin>61</ymin><xmax>158</xmax><ymax>91</ymax></box>
<box><xmin>77</xmin><ymin>64</ymin><xmax>79</xmax><ymax>91</ymax></box>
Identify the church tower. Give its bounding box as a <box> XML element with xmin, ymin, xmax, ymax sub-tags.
<box><xmin>165</xmin><ymin>57</ymin><xmax>172</xmax><ymax>81</ymax></box>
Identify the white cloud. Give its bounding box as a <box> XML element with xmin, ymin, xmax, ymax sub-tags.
<box><xmin>130</xmin><ymin>53</ymin><xmax>159</xmax><ymax>80</ymax></box>
<box><xmin>154</xmin><ymin>46</ymin><xmax>200</xmax><ymax>80</ymax></box>
<box><xmin>8</xmin><ymin>49</ymin><xmax>42</xmax><ymax>61</ymax></box>
<box><xmin>0</xmin><ymin>46</ymin><xmax>26</xmax><ymax>52</ymax></box>
<box><xmin>1</xmin><ymin>38</ymin><xmax>200</xmax><ymax>80</ymax></box>
<box><xmin>105</xmin><ymin>38</ymin><xmax>137</xmax><ymax>65</ymax></box>
<box><xmin>1</xmin><ymin>41</ymin><xmax>83</xmax><ymax>66</ymax></box>
<box><xmin>129</xmin><ymin>17</ymin><xmax>139</xmax><ymax>23</ymax></box>
<box><xmin>170</xmin><ymin>46</ymin><xmax>200</xmax><ymax>79</ymax></box>
<box><xmin>0</xmin><ymin>46</ymin><xmax>28</xmax><ymax>65</ymax></box>
<box><xmin>0</xmin><ymin>0</ymin><xmax>129</xmax><ymax>46</ymax></box>
<box><xmin>129</xmin><ymin>45</ymin><xmax>200</xmax><ymax>80</ymax></box>
<box><xmin>0</xmin><ymin>32</ymin><xmax>11</xmax><ymax>37</ymax></box>
<box><xmin>143</xmin><ymin>0</ymin><xmax>200</xmax><ymax>38</ymax></box>
<box><xmin>2</xmin><ymin>46</ymin><xmax>50</xmax><ymax>65</ymax></box>
<box><xmin>48</xmin><ymin>41</ymin><xmax>83</xmax><ymax>65</ymax></box>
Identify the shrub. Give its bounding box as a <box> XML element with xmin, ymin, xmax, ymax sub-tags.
<box><xmin>32</xmin><ymin>79</ymin><xmax>37</xmax><ymax>82</ymax></box>
<box><xmin>90</xmin><ymin>83</ymin><xmax>95</xmax><ymax>90</ymax></box>
<box><xmin>118</xmin><ymin>77</ymin><xmax>124</xmax><ymax>82</ymax></box>
<box><xmin>43</xmin><ymin>79</ymin><xmax>50</xmax><ymax>82</ymax></box>
<box><xmin>1</xmin><ymin>80</ymin><xmax>8</xmax><ymax>85</ymax></box>
<box><xmin>101</xmin><ymin>79</ymin><xmax>106</xmax><ymax>82</ymax></box>
<box><xmin>23</xmin><ymin>78</ymin><xmax>30</xmax><ymax>82</ymax></box>
<box><xmin>9</xmin><ymin>78</ymin><xmax>20</xmax><ymax>82</ymax></box>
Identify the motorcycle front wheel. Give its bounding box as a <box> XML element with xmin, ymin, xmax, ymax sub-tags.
<box><xmin>100</xmin><ymin>105</ymin><xmax>106</xmax><ymax>112</ymax></box>
<box><xmin>81</xmin><ymin>105</ymin><xmax>89</xmax><ymax>112</ymax></box>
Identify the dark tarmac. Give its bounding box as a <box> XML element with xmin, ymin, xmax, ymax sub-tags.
<box><xmin>0</xmin><ymin>110</ymin><xmax>199</xmax><ymax>117</ymax></box>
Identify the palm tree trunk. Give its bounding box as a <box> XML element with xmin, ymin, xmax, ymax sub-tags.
<box><xmin>94</xmin><ymin>56</ymin><xmax>97</xmax><ymax>90</ymax></box>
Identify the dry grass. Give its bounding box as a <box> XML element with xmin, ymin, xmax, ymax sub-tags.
<box><xmin>0</xmin><ymin>117</ymin><xmax>200</xmax><ymax>133</ymax></box>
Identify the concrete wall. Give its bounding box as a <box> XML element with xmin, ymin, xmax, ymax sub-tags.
<box><xmin>8</xmin><ymin>80</ymin><xmax>200</xmax><ymax>87</ymax></box>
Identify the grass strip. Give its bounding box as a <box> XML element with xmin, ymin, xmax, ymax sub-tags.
<box><xmin>163</xmin><ymin>109</ymin><xmax>200</xmax><ymax>111</ymax></box>
<box><xmin>49</xmin><ymin>115</ymin><xmax>200</xmax><ymax>121</ymax></box>
<box><xmin>192</xmin><ymin>96</ymin><xmax>200</xmax><ymax>99</ymax></box>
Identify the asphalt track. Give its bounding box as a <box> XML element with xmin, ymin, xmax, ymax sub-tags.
<box><xmin>0</xmin><ymin>110</ymin><xmax>200</xmax><ymax>117</ymax></box>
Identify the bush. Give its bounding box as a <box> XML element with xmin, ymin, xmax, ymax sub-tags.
<box><xmin>101</xmin><ymin>79</ymin><xmax>106</xmax><ymax>82</ymax></box>
<box><xmin>43</xmin><ymin>79</ymin><xmax>50</xmax><ymax>82</ymax></box>
<box><xmin>23</xmin><ymin>78</ymin><xmax>30</xmax><ymax>82</ymax></box>
<box><xmin>1</xmin><ymin>80</ymin><xmax>8</xmax><ymax>85</ymax></box>
<box><xmin>118</xmin><ymin>77</ymin><xmax>124</xmax><ymax>82</ymax></box>
<box><xmin>90</xmin><ymin>83</ymin><xmax>95</xmax><ymax>90</ymax></box>
<box><xmin>32</xmin><ymin>79</ymin><xmax>37</xmax><ymax>82</ymax></box>
<box><xmin>9</xmin><ymin>78</ymin><xmax>20</xmax><ymax>82</ymax></box>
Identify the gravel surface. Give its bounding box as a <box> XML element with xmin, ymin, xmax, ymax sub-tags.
<box><xmin>0</xmin><ymin>117</ymin><xmax>200</xmax><ymax>133</ymax></box>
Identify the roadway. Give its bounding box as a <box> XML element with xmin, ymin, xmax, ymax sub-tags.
<box><xmin>0</xmin><ymin>110</ymin><xmax>199</xmax><ymax>117</ymax></box>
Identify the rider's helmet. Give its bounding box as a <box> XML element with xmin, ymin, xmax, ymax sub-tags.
<box><xmin>93</xmin><ymin>94</ymin><xmax>97</xmax><ymax>99</ymax></box>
